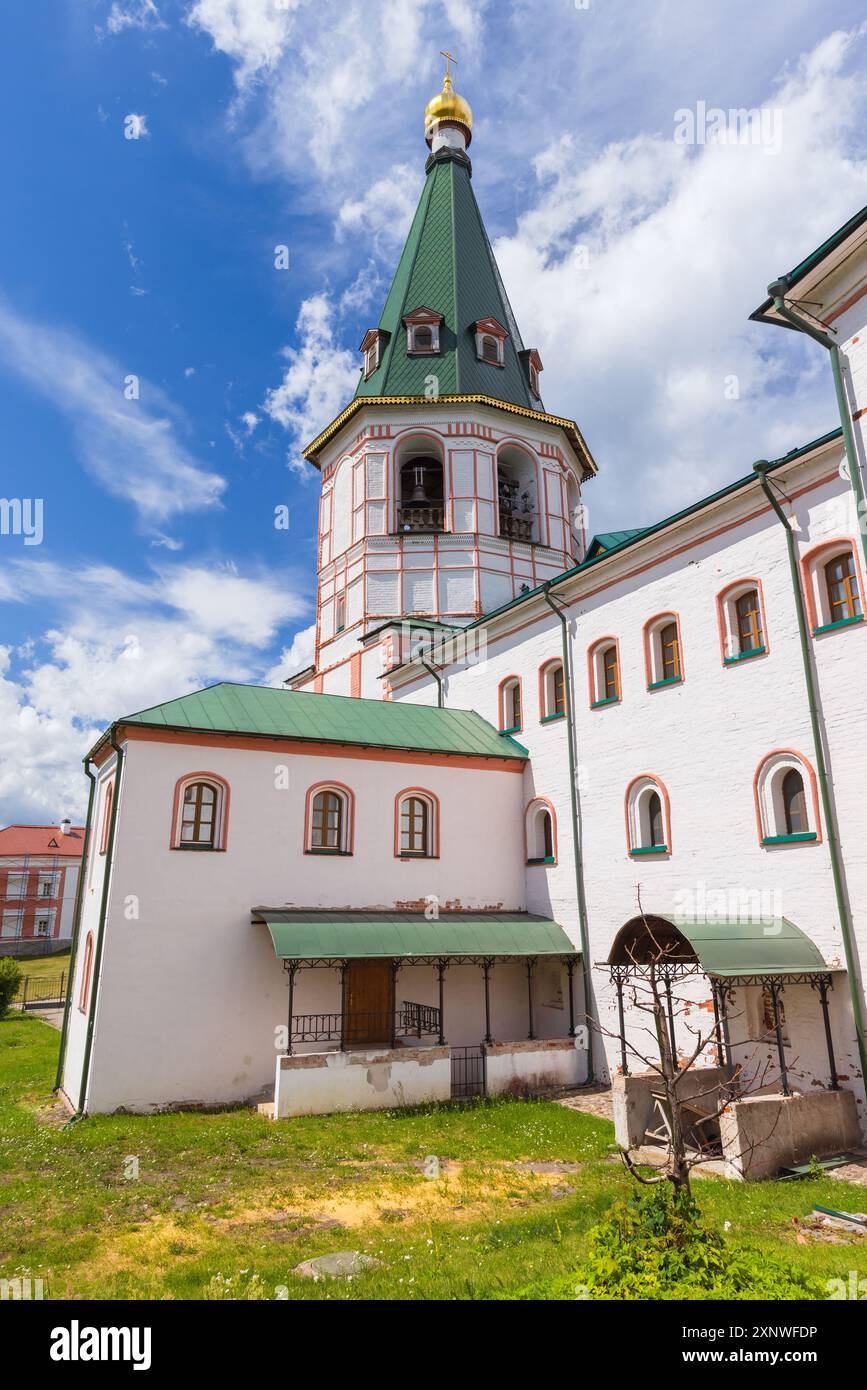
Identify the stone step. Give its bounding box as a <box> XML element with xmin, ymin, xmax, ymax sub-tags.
<box><xmin>257</xmin><ymin>1101</ymin><xmax>275</xmax><ymax>1120</ymax></box>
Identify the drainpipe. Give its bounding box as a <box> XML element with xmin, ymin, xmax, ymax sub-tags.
<box><xmin>753</xmin><ymin>461</ymin><xmax>867</xmax><ymax>1094</ymax></box>
<box><xmin>74</xmin><ymin>725</ymin><xmax>125</xmax><ymax>1118</ymax></box>
<box><xmin>54</xmin><ymin>759</ymin><xmax>96</xmax><ymax>1093</ymax></box>
<box><xmin>765</xmin><ymin>279</ymin><xmax>867</xmax><ymax>579</ymax></box>
<box><xmin>419</xmin><ymin>655</ymin><xmax>444</xmax><ymax>707</ymax></box>
<box><xmin>541</xmin><ymin>587</ymin><xmax>594</xmax><ymax>1082</ymax></box>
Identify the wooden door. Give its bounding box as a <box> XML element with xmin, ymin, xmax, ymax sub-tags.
<box><xmin>345</xmin><ymin>960</ymin><xmax>393</xmax><ymax>1045</ymax></box>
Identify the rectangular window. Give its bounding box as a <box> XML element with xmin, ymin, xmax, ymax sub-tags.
<box><xmin>659</xmin><ymin>622</ymin><xmax>680</xmax><ymax>681</ymax></box>
<box><xmin>602</xmin><ymin>646</ymin><xmax>619</xmax><ymax>701</ymax></box>
<box><xmin>1</xmin><ymin>910</ymin><xmax>21</xmax><ymax>938</ymax></box>
<box><xmin>735</xmin><ymin>590</ymin><xmax>762</xmax><ymax>653</ymax></box>
<box><xmin>5</xmin><ymin>873</ymin><xmax>26</xmax><ymax>899</ymax></box>
<box><xmin>825</xmin><ymin>553</ymin><xmax>861</xmax><ymax>623</ymax></box>
<box><xmin>38</xmin><ymin>874</ymin><xmax>57</xmax><ymax>898</ymax></box>
<box><xmin>552</xmin><ymin>664</ymin><xmax>565</xmax><ymax>714</ymax></box>
<box><xmin>335</xmin><ymin>593</ymin><xmax>346</xmax><ymax>632</ymax></box>
<box><xmin>36</xmin><ymin>917</ymin><xmax>50</xmax><ymax>937</ymax></box>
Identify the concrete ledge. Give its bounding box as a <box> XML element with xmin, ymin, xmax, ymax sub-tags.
<box><xmin>484</xmin><ymin>1037</ymin><xmax>585</xmax><ymax>1096</ymax></box>
<box><xmin>613</xmin><ymin>1068</ymin><xmax>732</xmax><ymax>1149</ymax></box>
<box><xmin>274</xmin><ymin>1046</ymin><xmax>451</xmax><ymax>1118</ymax></box>
<box><xmin>720</xmin><ymin>1088</ymin><xmax>862</xmax><ymax>1181</ymax></box>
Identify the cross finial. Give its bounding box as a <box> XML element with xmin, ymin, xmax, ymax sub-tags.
<box><xmin>440</xmin><ymin>49</ymin><xmax>457</xmax><ymax>84</ymax></box>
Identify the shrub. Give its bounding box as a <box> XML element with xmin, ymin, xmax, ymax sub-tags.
<box><xmin>577</xmin><ymin>1187</ymin><xmax>824</xmax><ymax>1301</ymax></box>
<box><xmin>0</xmin><ymin>958</ymin><xmax>23</xmax><ymax>1020</ymax></box>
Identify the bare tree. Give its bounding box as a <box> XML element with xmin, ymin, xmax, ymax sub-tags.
<box><xmin>595</xmin><ymin>892</ymin><xmax>785</xmax><ymax>1200</ymax></box>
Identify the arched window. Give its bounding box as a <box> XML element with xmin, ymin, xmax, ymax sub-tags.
<box><xmin>540</xmin><ymin>660</ymin><xmax>565</xmax><ymax>720</ymax></box>
<box><xmin>825</xmin><ymin>552</ymin><xmax>861</xmax><ymax>624</ymax></box>
<box><xmin>171</xmin><ymin>773</ymin><xmax>229</xmax><ymax>851</ymax></box>
<box><xmin>414</xmin><ymin>325</ymin><xmax>433</xmax><ymax>351</ymax></box>
<box><xmin>754</xmin><ymin>751</ymin><xmax>819</xmax><ymax>845</ymax></box>
<box><xmin>781</xmin><ymin>769</ymin><xmax>807</xmax><ymax>835</ymax></box>
<box><xmin>526</xmin><ymin>799</ymin><xmax>557</xmax><ymax>864</ymax></box>
<box><xmin>644</xmin><ymin>613</ymin><xmax>683</xmax><ymax>689</ymax></box>
<box><xmin>398</xmin><ymin>455</ymin><xmax>444</xmax><ymax>533</ymax></box>
<box><xmin>395</xmin><ymin>790</ymin><xmax>438</xmax><ymax>857</ymax></box>
<box><xmin>99</xmin><ymin>780</ymin><xmax>114</xmax><ymax>855</ymax></box>
<box><xmin>802</xmin><ymin>540</ymin><xmax>864</xmax><ymax>634</ymax></box>
<box><xmin>306</xmin><ymin>783</ymin><xmax>354</xmax><ymax>855</ymax></box>
<box><xmin>589</xmin><ymin>639</ymin><xmax>620</xmax><ymax>707</ymax></box>
<box><xmin>626</xmin><ymin>776</ymin><xmax>670</xmax><ymax>855</ymax></box>
<box><xmin>497</xmin><ymin>445</ymin><xmax>537</xmax><ymax>542</ymax></box>
<box><xmin>482</xmin><ymin>335</ymin><xmax>499</xmax><ymax>362</ymax></box>
<box><xmin>499</xmin><ymin>676</ymin><xmax>523</xmax><ymax>733</ymax></box>
<box><xmin>78</xmin><ymin>932</ymin><xmax>94</xmax><ymax>1013</ymax></box>
<box><xmin>717</xmin><ymin>580</ymin><xmax>767</xmax><ymax>663</ymax></box>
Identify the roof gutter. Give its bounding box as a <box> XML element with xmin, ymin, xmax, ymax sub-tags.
<box><xmin>54</xmin><ymin>757</ymin><xmax>96</xmax><ymax>1095</ymax></box>
<box><xmin>541</xmin><ymin>586</ymin><xmax>594</xmax><ymax>1082</ymax></box>
<box><xmin>74</xmin><ymin>725</ymin><xmax>125</xmax><ymax>1119</ymax></box>
<box><xmin>763</xmin><ymin>279</ymin><xmax>867</xmax><ymax>581</ymax></box>
<box><xmin>753</xmin><ymin>461</ymin><xmax>867</xmax><ymax>1095</ymax></box>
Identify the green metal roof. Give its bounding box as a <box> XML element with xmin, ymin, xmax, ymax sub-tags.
<box><xmin>750</xmin><ymin>202</ymin><xmax>867</xmax><ymax>324</ymax></box>
<box><xmin>356</xmin><ymin>149</ymin><xmax>538</xmax><ymax>410</ymax></box>
<box><xmin>673</xmin><ymin>917</ymin><xmax>830</xmax><ymax>978</ymax></box>
<box><xmin>253</xmin><ymin>910</ymin><xmax>577</xmax><ymax>960</ymax></box>
<box><xmin>117</xmin><ymin>682</ymin><xmax>527</xmax><ymax>760</ymax></box>
<box><xmin>584</xmin><ymin>529</ymin><xmax>648</xmax><ymax>560</ymax></box>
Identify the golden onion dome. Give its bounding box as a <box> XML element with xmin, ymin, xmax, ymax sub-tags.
<box><xmin>424</xmin><ymin>71</ymin><xmax>473</xmax><ymax>147</ymax></box>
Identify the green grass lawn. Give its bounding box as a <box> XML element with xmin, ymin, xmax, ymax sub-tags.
<box><xmin>10</xmin><ymin>950</ymin><xmax>70</xmax><ymax>992</ymax></box>
<box><xmin>2</xmin><ymin>1012</ymin><xmax>867</xmax><ymax>1300</ymax></box>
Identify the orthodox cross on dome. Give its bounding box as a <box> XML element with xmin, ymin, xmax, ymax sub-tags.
<box><xmin>440</xmin><ymin>49</ymin><xmax>457</xmax><ymax>86</ymax></box>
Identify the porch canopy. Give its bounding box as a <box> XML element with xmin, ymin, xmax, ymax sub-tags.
<box><xmin>253</xmin><ymin>909</ymin><xmax>579</xmax><ymax>1050</ymax></box>
<box><xmin>605</xmin><ymin>913</ymin><xmax>837</xmax><ymax>1094</ymax></box>
<box><xmin>253</xmin><ymin>909</ymin><xmax>577</xmax><ymax>964</ymax></box>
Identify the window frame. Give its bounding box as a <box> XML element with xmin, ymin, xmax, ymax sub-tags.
<box><xmin>539</xmin><ymin>659</ymin><xmax>566</xmax><ymax>722</ymax></box>
<box><xmin>625</xmin><ymin>775</ymin><xmax>671</xmax><ymax>856</ymax></box>
<box><xmin>99</xmin><ymin>779</ymin><xmax>114</xmax><ymax>855</ymax></box>
<box><xmin>753</xmin><ymin>750</ymin><xmax>821</xmax><ymax>846</ymax></box>
<box><xmin>170</xmin><ymin>773</ymin><xmax>230</xmax><ymax>852</ymax></box>
<box><xmin>716</xmin><ymin>578</ymin><xmax>768</xmax><ymax>664</ymax></box>
<box><xmin>394</xmin><ymin>787</ymin><xmax>439</xmax><ymax>859</ymax></box>
<box><xmin>78</xmin><ymin>931</ymin><xmax>94</xmax><ymax>1013</ymax></box>
<box><xmin>305</xmin><ymin>781</ymin><xmax>355</xmax><ymax>856</ymax></box>
<box><xmin>498</xmin><ymin>675</ymin><xmax>523</xmax><ymax>734</ymax></box>
<box><xmin>588</xmin><ymin>636</ymin><xmax>621</xmax><ymax>708</ymax></box>
<box><xmin>525</xmin><ymin>797</ymin><xmax>558</xmax><ymax>865</ymax></box>
<box><xmin>644</xmin><ymin>612</ymin><xmax>684</xmax><ymax>690</ymax></box>
<box><xmin>801</xmin><ymin>539</ymin><xmax>865</xmax><ymax>636</ymax></box>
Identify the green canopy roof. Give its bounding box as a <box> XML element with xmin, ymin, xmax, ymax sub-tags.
<box><xmin>116</xmin><ymin>683</ymin><xmax>527</xmax><ymax>761</ymax></box>
<box><xmin>356</xmin><ymin>149</ymin><xmax>538</xmax><ymax>409</ymax></box>
<box><xmin>609</xmin><ymin>914</ymin><xmax>830</xmax><ymax>979</ymax></box>
<box><xmin>253</xmin><ymin>910</ymin><xmax>577</xmax><ymax>961</ymax></box>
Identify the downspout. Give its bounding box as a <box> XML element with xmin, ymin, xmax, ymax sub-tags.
<box><xmin>420</xmin><ymin>655</ymin><xmax>444</xmax><ymax>707</ymax></box>
<box><xmin>54</xmin><ymin>758</ymin><xmax>96</xmax><ymax>1093</ymax></box>
<box><xmin>753</xmin><ymin>461</ymin><xmax>867</xmax><ymax>1093</ymax></box>
<box><xmin>541</xmin><ymin>587</ymin><xmax>594</xmax><ymax>1082</ymax></box>
<box><xmin>75</xmin><ymin>725</ymin><xmax>125</xmax><ymax>1119</ymax></box>
<box><xmin>765</xmin><ymin>278</ymin><xmax>867</xmax><ymax>579</ymax></box>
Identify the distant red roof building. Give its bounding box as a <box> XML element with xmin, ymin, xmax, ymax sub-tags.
<box><xmin>0</xmin><ymin>823</ymin><xmax>86</xmax><ymax>948</ymax></box>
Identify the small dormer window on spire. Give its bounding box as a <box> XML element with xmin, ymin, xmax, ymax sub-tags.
<box><xmin>525</xmin><ymin>348</ymin><xmax>543</xmax><ymax>399</ymax></box>
<box><xmin>359</xmin><ymin>327</ymin><xmax>385</xmax><ymax>381</ymax></box>
<box><xmin>473</xmin><ymin>317</ymin><xmax>507</xmax><ymax>367</ymax></box>
<box><xmin>403</xmin><ymin>306</ymin><xmax>443</xmax><ymax>356</ymax></box>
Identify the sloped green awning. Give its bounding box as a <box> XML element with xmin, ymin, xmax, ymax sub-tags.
<box><xmin>674</xmin><ymin>917</ymin><xmax>829</xmax><ymax>978</ymax></box>
<box><xmin>608</xmin><ymin>914</ymin><xmax>831</xmax><ymax>978</ymax></box>
<box><xmin>253</xmin><ymin>910</ymin><xmax>577</xmax><ymax>962</ymax></box>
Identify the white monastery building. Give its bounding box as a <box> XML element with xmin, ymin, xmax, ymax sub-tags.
<box><xmin>57</xmin><ymin>68</ymin><xmax>867</xmax><ymax>1177</ymax></box>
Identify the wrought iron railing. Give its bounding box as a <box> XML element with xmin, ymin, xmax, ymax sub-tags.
<box><xmin>14</xmin><ymin>973</ymin><xmax>66</xmax><ymax>1008</ymax></box>
<box><xmin>397</xmin><ymin>504</ymin><xmax>445</xmax><ymax>533</ymax></box>
<box><xmin>289</xmin><ymin>1003</ymin><xmax>441</xmax><ymax>1045</ymax></box>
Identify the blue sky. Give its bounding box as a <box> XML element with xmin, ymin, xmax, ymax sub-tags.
<box><xmin>2</xmin><ymin>0</ymin><xmax>867</xmax><ymax>824</ymax></box>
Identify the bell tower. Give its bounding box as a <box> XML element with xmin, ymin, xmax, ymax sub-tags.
<box><xmin>287</xmin><ymin>59</ymin><xmax>597</xmax><ymax>699</ymax></box>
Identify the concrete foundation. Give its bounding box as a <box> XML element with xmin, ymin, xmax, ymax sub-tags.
<box><xmin>484</xmin><ymin>1037</ymin><xmax>585</xmax><ymax>1096</ymax></box>
<box><xmin>720</xmin><ymin>1088</ymin><xmax>862</xmax><ymax>1180</ymax></box>
<box><xmin>612</xmin><ymin>1067</ymin><xmax>733</xmax><ymax>1149</ymax></box>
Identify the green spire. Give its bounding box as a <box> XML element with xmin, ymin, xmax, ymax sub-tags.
<box><xmin>355</xmin><ymin>150</ymin><xmax>540</xmax><ymax>410</ymax></box>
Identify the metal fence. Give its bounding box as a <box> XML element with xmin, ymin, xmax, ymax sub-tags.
<box><xmin>290</xmin><ymin>1002</ymin><xmax>441</xmax><ymax>1045</ymax></box>
<box><xmin>450</xmin><ymin>1045</ymin><xmax>486</xmax><ymax>1099</ymax></box>
<box><xmin>14</xmin><ymin>974</ymin><xmax>66</xmax><ymax>1009</ymax></box>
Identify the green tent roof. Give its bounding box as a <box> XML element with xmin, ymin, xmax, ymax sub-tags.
<box><xmin>253</xmin><ymin>910</ymin><xmax>577</xmax><ymax>961</ymax></box>
<box><xmin>356</xmin><ymin>149</ymin><xmax>538</xmax><ymax>410</ymax></box>
<box><xmin>673</xmin><ymin>917</ymin><xmax>830</xmax><ymax>978</ymax></box>
<box><xmin>116</xmin><ymin>682</ymin><xmax>527</xmax><ymax>761</ymax></box>
<box><xmin>584</xmin><ymin>529</ymin><xmax>648</xmax><ymax>560</ymax></box>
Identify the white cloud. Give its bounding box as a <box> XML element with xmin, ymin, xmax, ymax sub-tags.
<box><xmin>0</xmin><ymin>558</ymin><xmax>309</xmax><ymax>822</ymax></box>
<box><xmin>262</xmin><ymin>622</ymin><xmax>317</xmax><ymax>686</ymax></box>
<box><xmin>0</xmin><ymin>300</ymin><xmax>226</xmax><ymax>527</ymax></box>
<box><xmin>186</xmin><ymin>0</ymin><xmax>301</xmax><ymax>86</ymax></box>
<box><xmin>104</xmin><ymin>0</ymin><xmax>165</xmax><ymax>35</ymax></box>
<box><xmin>336</xmin><ymin>164</ymin><xmax>420</xmax><ymax>251</ymax></box>
<box><xmin>262</xmin><ymin>292</ymin><xmax>359</xmax><ymax>471</ymax></box>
